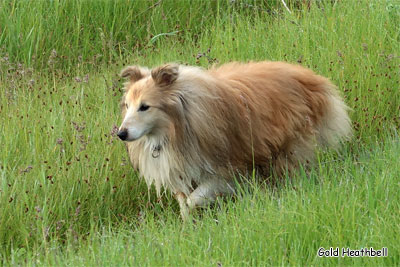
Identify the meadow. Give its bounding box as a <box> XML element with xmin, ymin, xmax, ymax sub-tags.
<box><xmin>0</xmin><ymin>0</ymin><xmax>399</xmax><ymax>265</ymax></box>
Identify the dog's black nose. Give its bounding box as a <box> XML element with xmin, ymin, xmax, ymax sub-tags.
<box><xmin>117</xmin><ymin>129</ymin><xmax>128</xmax><ymax>140</ymax></box>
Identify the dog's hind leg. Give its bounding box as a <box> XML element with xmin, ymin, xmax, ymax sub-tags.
<box><xmin>186</xmin><ymin>178</ymin><xmax>235</xmax><ymax>209</ymax></box>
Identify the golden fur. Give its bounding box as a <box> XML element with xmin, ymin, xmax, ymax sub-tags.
<box><xmin>118</xmin><ymin>61</ymin><xmax>352</xmax><ymax>218</ymax></box>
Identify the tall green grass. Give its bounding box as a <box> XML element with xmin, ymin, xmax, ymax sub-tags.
<box><xmin>0</xmin><ymin>0</ymin><xmax>282</xmax><ymax>72</ymax></box>
<box><xmin>0</xmin><ymin>0</ymin><xmax>399</xmax><ymax>265</ymax></box>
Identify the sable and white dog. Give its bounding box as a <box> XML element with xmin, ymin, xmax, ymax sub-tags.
<box><xmin>117</xmin><ymin>61</ymin><xmax>351</xmax><ymax>219</ymax></box>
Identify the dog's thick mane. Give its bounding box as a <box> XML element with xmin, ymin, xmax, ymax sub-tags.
<box><xmin>126</xmin><ymin>66</ymin><xmax>246</xmax><ymax>195</ymax></box>
<box><xmin>124</xmin><ymin>62</ymin><xmax>351</xmax><ymax>196</ymax></box>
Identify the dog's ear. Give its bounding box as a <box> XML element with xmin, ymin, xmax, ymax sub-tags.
<box><xmin>120</xmin><ymin>66</ymin><xmax>146</xmax><ymax>83</ymax></box>
<box><xmin>151</xmin><ymin>64</ymin><xmax>179</xmax><ymax>87</ymax></box>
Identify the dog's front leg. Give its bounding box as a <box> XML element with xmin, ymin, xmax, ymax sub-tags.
<box><xmin>175</xmin><ymin>192</ymin><xmax>189</xmax><ymax>221</ymax></box>
<box><xmin>186</xmin><ymin>178</ymin><xmax>235</xmax><ymax>209</ymax></box>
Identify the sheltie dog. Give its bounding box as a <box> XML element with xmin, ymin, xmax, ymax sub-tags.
<box><xmin>117</xmin><ymin>61</ymin><xmax>351</xmax><ymax>219</ymax></box>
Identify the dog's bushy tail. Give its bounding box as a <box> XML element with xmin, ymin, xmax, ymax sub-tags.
<box><xmin>317</xmin><ymin>86</ymin><xmax>352</xmax><ymax>148</ymax></box>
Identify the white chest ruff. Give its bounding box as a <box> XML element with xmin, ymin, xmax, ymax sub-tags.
<box><xmin>136</xmin><ymin>143</ymin><xmax>200</xmax><ymax>196</ymax></box>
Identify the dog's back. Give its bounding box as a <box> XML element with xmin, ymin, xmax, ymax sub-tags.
<box><xmin>208</xmin><ymin>61</ymin><xmax>352</xmax><ymax>173</ymax></box>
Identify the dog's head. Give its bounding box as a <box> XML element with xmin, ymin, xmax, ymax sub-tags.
<box><xmin>117</xmin><ymin>64</ymin><xmax>180</xmax><ymax>142</ymax></box>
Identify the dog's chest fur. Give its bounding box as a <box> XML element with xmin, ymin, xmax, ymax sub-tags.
<box><xmin>127</xmin><ymin>137</ymin><xmax>203</xmax><ymax>196</ymax></box>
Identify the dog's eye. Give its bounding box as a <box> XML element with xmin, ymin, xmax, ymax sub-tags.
<box><xmin>125</xmin><ymin>103</ymin><xmax>128</xmax><ymax>109</ymax></box>
<box><xmin>138</xmin><ymin>104</ymin><xmax>150</xmax><ymax>112</ymax></box>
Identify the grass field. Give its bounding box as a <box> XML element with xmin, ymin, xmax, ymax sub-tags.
<box><xmin>1</xmin><ymin>0</ymin><xmax>399</xmax><ymax>265</ymax></box>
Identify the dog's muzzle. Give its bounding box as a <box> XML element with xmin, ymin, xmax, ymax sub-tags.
<box><xmin>117</xmin><ymin>128</ymin><xmax>128</xmax><ymax>141</ymax></box>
